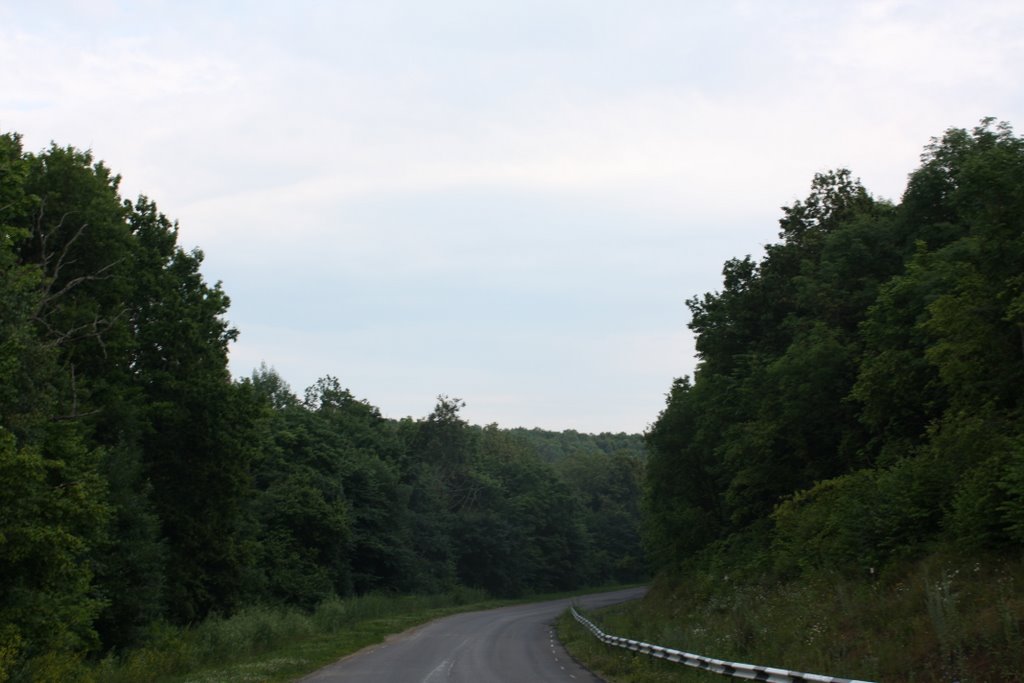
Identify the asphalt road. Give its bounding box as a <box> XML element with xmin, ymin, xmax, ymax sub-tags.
<box><xmin>297</xmin><ymin>586</ymin><xmax>646</xmax><ymax>682</ymax></box>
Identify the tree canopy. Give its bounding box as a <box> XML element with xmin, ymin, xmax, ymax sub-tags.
<box><xmin>0</xmin><ymin>134</ymin><xmax>647</xmax><ymax>678</ymax></box>
<box><xmin>645</xmin><ymin>119</ymin><xmax>1024</xmax><ymax>578</ymax></box>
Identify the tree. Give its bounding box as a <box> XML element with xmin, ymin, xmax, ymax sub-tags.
<box><xmin>0</xmin><ymin>132</ymin><xmax>110</xmax><ymax>674</ymax></box>
<box><xmin>647</xmin><ymin>119</ymin><xmax>1024</xmax><ymax>580</ymax></box>
<box><xmin>555</xmin><ymin>448</ymin><xmax>647</xmax><ymax>583</ymax></box>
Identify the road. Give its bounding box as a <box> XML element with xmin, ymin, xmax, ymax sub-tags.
<box><xmin>297</xmin><ymin>586</ymin><xmax>646</xmax><ymax>682</ymax></box>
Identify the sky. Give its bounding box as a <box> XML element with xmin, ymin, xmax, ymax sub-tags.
<box><xmin>2</xmin><ymin>1</ymin><xmax>1022</xmax><ymax>433</ymax></box>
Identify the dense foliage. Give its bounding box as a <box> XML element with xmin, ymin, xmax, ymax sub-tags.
<box><xmin>646</xmin><ymin>118</ymin><xmax>1024</xmax><ymax>578</ymax></box>
<box><xmin>0</xmin><ymin>131</ymin><xmax>646</xmax><ymax>680</ymax></box>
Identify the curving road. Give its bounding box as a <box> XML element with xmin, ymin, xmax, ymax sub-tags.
<box><xmin>297</xmin><ymin>586</ymin><xmax>646</xmax><ymax>682</ymax></box>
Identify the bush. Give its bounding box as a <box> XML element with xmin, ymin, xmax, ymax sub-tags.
<box><xmin>996</xmin><ymin>436</ymin><xmax>1024</xmax><ymax>542</ymax></box>
<box><xmin>772</xmin><ymin>469</ymin><xmax>881</xmax><ymax>575</ymax></box>
<box><xmin>773</xmin><ymin>454</ymin><xmax>953</xmax><ymax>576</ymax></box>
<box><xmin>191</xmin><ymin>606</ymin><xmax>313</xmax><ymax>660</ymax></box>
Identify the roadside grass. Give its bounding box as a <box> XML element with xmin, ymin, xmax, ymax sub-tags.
<box><xmin>558</xmin><ymin>608</ymin><xmax>686</xmax><ymax>683</ymax></box>
<box><xmin>558</xmin><ymin>551</ymin><xmax>1024</xmax><ymax>683</ymax></box>
<box><xmin>80</xmin><ymin>584</ymin><xmax>639</xmax><ymax>683</ymax></box>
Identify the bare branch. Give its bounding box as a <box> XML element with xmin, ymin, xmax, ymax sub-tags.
<box><xmin>47</xmin><ymin>218</ymin><xmax>88</xmax><ymax>284</ymax></box>
<box><xmin>32</xmin><ymin>199</ymin><xmax>89</xmax><ymax>293</ymax></box>
<box><xmin>28</xmin><ymin>203</ymin><xmax>128</xmax><ymax>350</ymax></box>
<box><xmin>35</xmin><ymin>256</ymin><xmax>124</xmax><ymax>313</ymax></box>
<box><xmin>33</xmin><ymin>307</ymin><xmax>129</xmax><ymax>355</ymax></box>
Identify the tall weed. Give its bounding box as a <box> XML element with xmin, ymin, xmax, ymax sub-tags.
<box><xmin>92</xmin><ymin>589</ymin><xmax>489</xmax><ymax>683</ymax></box>
<box><xmin>562</xmin><ymin>552</ymin><xmax>1024</xmax><ymax>682</ymax></box>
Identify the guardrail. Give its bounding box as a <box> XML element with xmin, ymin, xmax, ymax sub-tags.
<box><xmin>569</xmin><ymin>605</ymin><xmax>875</xmax><ymax>683</ymax></box>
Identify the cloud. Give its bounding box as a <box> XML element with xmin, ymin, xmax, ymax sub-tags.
<box><xmin>829</xmin><ymin>0</ymin><xmax>1024</xmax><ymax>87</ymax></box>
<box><xmin>3</xmin><ymin>0</ymin><xmax>1022</xmax><ymax>432</ymax></box>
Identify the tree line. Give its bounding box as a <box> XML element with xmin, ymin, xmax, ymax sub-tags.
<box><xmin>645</xmin><ymin>119</ymin><xmax>1024</xmax><ymax>577</ymax></box>
<box><xmin>0</xmin><ymin>132</ymin><xmax>646</xmax><ymax>677</ymax></box>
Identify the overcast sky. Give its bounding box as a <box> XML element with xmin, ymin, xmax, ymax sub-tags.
<box><xmin>2</xmin><ymin>1</ymin><xmax>1022</xmax><ymax>433</ymax></box>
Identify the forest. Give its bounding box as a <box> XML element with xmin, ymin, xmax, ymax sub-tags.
<box><xmin>646</xmin><ymin>118</ymin><xmax>1024</xmax><ymax>571</ymax></box>
<box><xmin>5</xmin><ymin>116</ymin><xmax>1024</xmax><ymax>681</ymax></box>
<box><xmin>0</xmin><ymin>131</ymin><xmax>646</xmax><ymax>680</ymax></box>
<box><xmin>636</xmin><ymin>118</ymin><xmax>1024</xmax><ymax>680</ymax></box>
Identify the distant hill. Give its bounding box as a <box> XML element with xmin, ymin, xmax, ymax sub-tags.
<box><xmin>503</xmin><ymin>427</ymin><xmax>647</xmax><ymax>463</ymax></box>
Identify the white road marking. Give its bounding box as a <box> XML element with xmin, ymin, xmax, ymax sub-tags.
<box><xmin>420</xmin><ymin>637</ymin><xmax>471</xmax><ymax>683</ymax></box>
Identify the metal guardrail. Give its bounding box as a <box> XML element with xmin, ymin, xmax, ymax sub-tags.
<box><xmin>569</xmin><ymin>605</ymin><xmax>876</xmax><ymax>683</ymax></box>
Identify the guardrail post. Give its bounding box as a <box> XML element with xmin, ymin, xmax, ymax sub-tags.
<box><xmin>568</xmin><ymin>605</ymin><xmax>875</xmax><ymax>683</ymax></box>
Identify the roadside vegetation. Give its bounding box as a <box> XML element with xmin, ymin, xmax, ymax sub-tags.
<box><xmin>5</xmin><ymin>115</ymin><xmax>1024</xmax><ymax>682</ymax></box>
<box><xmin>90</xmin><ymin>589</ymin><xmax>492</xmax><ymax>683</ymax></box>
<box><xmin>561</xmin><ymin>119</ymin><xmax>1024</xmax><ymax>682</ymax></box>
<box><xmin>0</xmin><ymin>131</ymin><xmax>646</xmax><ymax>682</ymax></box>
<box><xmin>562</xmin><ymin>549</ymin><xmax>1024</xmax><ymax>682</ymax></box>
<box><xmin>41</xmin><ymin>584</ymin><xmax>639</xmax><ymax>682</ymax></box>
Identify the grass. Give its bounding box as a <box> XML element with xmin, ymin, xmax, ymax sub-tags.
<box><xmin>86</xmin><ymin>589</ymin><xmax>492</xmax><ymax>683</ymax></box>
<box><xmin>558</xmin><ymin>551</ymin><xmax>1024</xmax><ymax>683</ymax></box>
<box><xmin>71</xmin><ymin>584</ymin><xmax>638</xmax><ymax>683</ymax></box>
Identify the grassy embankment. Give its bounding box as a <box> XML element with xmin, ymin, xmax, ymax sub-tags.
<box><xmin>55</xmin><ymin>585</ymin><xmax>631</xmax><ymax>683</ymax></box>
<box><xmin>559</xmin><ymin>550</ymin><xmax>1024</xmax><ymax>683</ymax></box>
<box><xmin>25</xmin><ymin>589</ymin><xmax>481</xmax><ymax>683</ymax></box>
<box><xmin>84</xmin><ymin>589</ymin><xmax>491</xmax><ymax>683</ymax></box>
